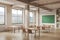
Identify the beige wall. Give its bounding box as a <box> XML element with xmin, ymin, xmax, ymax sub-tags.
<box><xmin>0</xmin><ymin>4</ymin><xmax>12</xmax><ymax>31</ymax></box>
<box><xmin>0</xmin><ymin>4</ymin><xmax>33</xmax><ymax>30</ymax></box>
<box><xmin>0</xmin><ymin>4</ymin><xmax>57</xmax><ymax>31</ymax></box>
<box><xmin>40</xmin><ymin>9</ymin><xmax>56</xmax><ymax>29</ymax></box>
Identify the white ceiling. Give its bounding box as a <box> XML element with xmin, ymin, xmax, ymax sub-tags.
<box><xmin>31</xmin><ymin>0</ymin><xmax>60</xmax><ymax>10</ymax></box>
<box><xmin>43</xmin><ymin>3</ymin><xmax>60</xmax><ymax>9</ymax></box>
<box><xmin>0</xmin><ymin>0</ymin><xmax>38</xmax><ymax>10</ymax></box>
<box><xmin>33</xmin><ymin>0</ymin><xmax>60</xmax><ymax>4</ymax></box>
<box><xmin>0</xmin><ymin>0</ymin><xmax>26</xmax><ymax>8</ymax></box>
<box><xmin>1</xmin><ymin>0</ymin><xmax>60</xmax><ymax>10</ymax></box>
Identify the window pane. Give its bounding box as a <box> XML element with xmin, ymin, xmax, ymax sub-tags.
<box><xmin>12</xmin><ymin>9</ymin><xmax>18</xmax><ymax>16</ymax></box>
<box><xmin>30</xmin><ymin>12</ymin><xmax>34</xmax><ymax>17</ymax></box>
<box><xmin>0</xmin><ymin>7</ymin><xmax>4</xmax><ymax>15</ymax></box>
<box><xmin>17</xmin><ymin>17</ymin><xmax>23</xmax><ymax>24</ymax></box>
<box><xmin>0</xmin><ymin>16</ymin><xmax>4</xmax><ymax>24</ymax></box>
<box><xmin>30</xmin><ymin>17</ymin><xmax>34</xmax><ymax>23</ymax></box>
<box><xmin>29</xmin><ymin>12</ymin><xmax>34</xmax><ymax>23</ymax></box>
<box><xmin>12</xmin><ymin>9</ymin><xmax>23</xmax><ymax>24</ymax></box>
<box><xmin>12</xmin><ymin>17</ymin><xmax>18</xmax><ymax>23</ymax></box>
<box><xmin>18</xmin><ymin>10</ymin><xmax>22</xmax><ymax>17</ymax></box>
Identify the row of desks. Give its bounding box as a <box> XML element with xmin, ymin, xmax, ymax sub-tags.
<box><xmin>5</xmin><ymin>26</ymin><xmax>40</xmax><ymax>38</ymax></box>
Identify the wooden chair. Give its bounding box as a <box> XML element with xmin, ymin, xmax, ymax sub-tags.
<box><xmin>36</xmin><ymin>26</ymin><xmax>40</xmax><ymax>37</ymax></box>
<box><xmin>42</xmin><ymin>27</ymin><xmax>45</xmax><ymax>30</ymax></box>
<box><xmin>27</xmin><ymin>29</ymin><xmax>34</xmax><ymax>40</ymax></box>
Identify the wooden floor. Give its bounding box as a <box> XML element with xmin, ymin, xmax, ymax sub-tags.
<box><xmin>0</xmin><ymin>29</ymin><xmax>60</xmax><ymax>40</ymax></box>
<box><xmin>40</xmin><ymin>29</ymin><xmax>60</xmax><ymax>40</ymax></box>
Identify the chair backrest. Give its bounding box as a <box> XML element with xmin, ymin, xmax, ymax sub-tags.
<box><xmin>42</xmin><ymin>26</ymin><xmax>45</xmax><ymax>30</ymax></box>
<box><xmin>22</xmin><ymin>29</ymin><xmax>26</xmax><ymax>32</ymax></box>
<box><xmin>27</xmin><ymin>29</ymin><xmax>32</xmax><ymax>33</ymax></box>
<box><xmin>29</xmin><ymin>25</ymin><xmax>33</xmax><ymax>28</ymax></box>
<box><xmin>37</xmin><ymin>26</ymin><xmax>40</xmax><ymax>30</ymax></box>
<box><xmin>20</xmin><ymin>25</ymin><xmax>24</xmax><ymax>29</ymax></box>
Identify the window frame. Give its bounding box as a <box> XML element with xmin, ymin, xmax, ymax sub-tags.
<box><xmin>0</xmin><ymin>6</ymin><xmax>5</xmax><ymax>25</ymax></box>
<box><xmin>29</xmin><ymin>10</ymin><xmax>36</xmax><ymax>24</ymax></box>
<box><xmin>12</xmin><ymin>8</ymin><xmax>23</xmax><ymax>24</ymax></box>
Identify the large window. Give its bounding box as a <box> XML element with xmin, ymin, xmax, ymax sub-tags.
<box><xmin>29</xmin><ymin>11</ymin><xmax>36</xmax><ymax>24</ymax></box>
<box><xmin>0</xmin><ymin>7</ymin><xmax>4</xmax><ymax>24</ymax></box>
<box><xmin>12</xmin><ymin>9</ymin><xmax>23</xmax><ymax>24</ymax></box>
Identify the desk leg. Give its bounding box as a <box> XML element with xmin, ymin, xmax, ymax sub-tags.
<box><xmin>35</xmin><ymin>30</ymin><xmax>36</xmax><ymax>38</ymax></box>
<box><xmin>39</xmin><ymin>29</ymin><xmax>40</xmax><ymax>37</ymax></box>
<box><xmin>27</xmin><ymin>33</ymin><xmax>29</xmax><ymax>40</ymax></box>
<box><xmin>13</xmin><ymin>28</ymin><xmax>15</xmax><ymax>33</ymax></box>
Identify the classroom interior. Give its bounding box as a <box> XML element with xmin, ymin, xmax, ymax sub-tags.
<box><xmin>0</xmin><ymin>0</ymin><xmax>60</xmax><ymax>40</ymax></box>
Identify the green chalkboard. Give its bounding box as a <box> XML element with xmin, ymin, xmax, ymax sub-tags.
<box><xmin>42</xmin><ymin>15</ymin><xmax>55</xmax><ymax>23</ymax></box>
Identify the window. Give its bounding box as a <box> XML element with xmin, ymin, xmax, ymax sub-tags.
<box><xmin>29</xmin><ymin>11</ymin><xmax>36</xmax><ymax>24</ymax></box>
<box><xmin>12</xmin><ymin>9</ymin><xmax>23</xmax><ymax>24</ymax></box>
<box><xmin>0</xmin><ymin>7</ymin><xmax>5</xmax><ymax>24</ymax></box>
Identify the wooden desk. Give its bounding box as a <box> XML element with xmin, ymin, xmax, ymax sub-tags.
<box><xmin>27</xmin><ymin>28</ymin><xmax>40</xmax><ymax>38</ymax></box>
